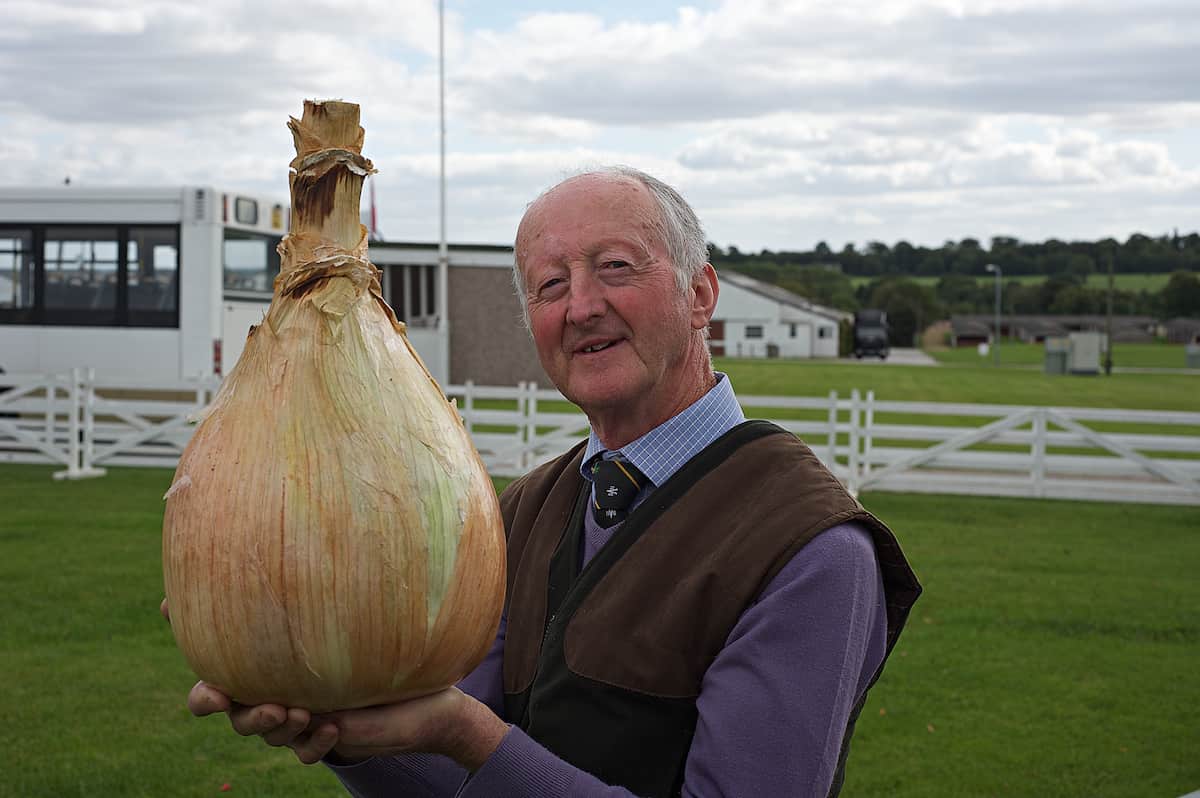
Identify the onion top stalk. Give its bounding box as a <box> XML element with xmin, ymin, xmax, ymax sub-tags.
<box><xmin>162</xmin><ymin>100</ymin><xmax>505</xmax><ymax>713</ymax></box>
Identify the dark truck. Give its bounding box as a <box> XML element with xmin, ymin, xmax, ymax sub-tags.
<box><xmin>853</xmin><ymin>309</ymin><xmax>890</xmax><ymax>359</ymax></box>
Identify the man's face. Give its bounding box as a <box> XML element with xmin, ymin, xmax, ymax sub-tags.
<box><xmin>516</xmin><ymin>176</ymin><xmax>705</xmax><ymax>427</ymax></box>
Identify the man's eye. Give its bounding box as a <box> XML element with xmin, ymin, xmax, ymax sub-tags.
<box><xmin>602</xmin><ymin>260</ymin><xmax>629</xmax><ymax>270</ymax></box>
<box><xmin>538</xmin><ymin>278</ymin><xmax>564</xmax><ymax>294</ymax></box>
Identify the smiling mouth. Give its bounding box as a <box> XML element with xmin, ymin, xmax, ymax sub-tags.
<box><xmin>579</xmin><ymin>340</ymin><xmax>620</xmax><ymax>354</ymax></box>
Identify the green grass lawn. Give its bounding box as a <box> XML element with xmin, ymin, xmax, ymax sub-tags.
<box><xmin>718</xmin><ymin>357</ymin><xmax>1200</xmax><ymax>453</ymax></box>
<box><xmin>928</xmin><ymin>341</ymin><xmax>1194</xmax><ymax>370</ymax></box>
<box><xmin>0</xmin><ymin>464</ymin><xmax>344</xmax><ymax>798</ymax></box>
<box><xmin>465</xmin><ymin>359</ymin><xmax>1200</xmax><ymax>456</ymax></box>
<box><xmin>2</xmin><ymin>463</ymin><xmax>1197</xmax><ymax>797</ymax></box>
<box><xmin>713</xmin><ymin>356</ymin><xmax>1198</xmax><ymax>410</ymax></box>
<box><xmin>462</xmin><ymin>357</ymin><xmax>1198</xmax><ymax>414</ymax></box>
<box><xmin>845</xmin><ymin>491</ymin><xmax>1199</xmax><ymax>798</ymax></box>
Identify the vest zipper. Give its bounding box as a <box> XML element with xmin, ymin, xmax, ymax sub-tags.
<box><xmin>525</xmin><ymin>612</ymin><xmax>559</xmax><ymax>729</ymax></box>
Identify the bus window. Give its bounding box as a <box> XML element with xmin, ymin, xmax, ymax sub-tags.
<box><xmin>234</xmin><ymin>197</ymin><xmax>259</xmax><ymax>226</ymax></box>
<box><xmin>127</xmin><ymin>227</ymin><xmax>179</xmax><ymax>315</ymax></box>
<box><xmin>0</xmin><ymin>230</ymin><xmax>35</xmax><ymax>313</ymax></box>
<box><xmin>44</xmin><ymin>226</ymin><xmax>119</xmax><ymax>322</ymax></box>
<box><xmin>223</xmin><ymin>230</ymin><xmax>281</xmax><ymax>294</ymax></box>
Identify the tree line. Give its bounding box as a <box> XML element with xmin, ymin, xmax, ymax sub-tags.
<box><xmin>711</xmin><ymin>231</ymin><xmax>1200</xmax><ymax>279</ymax></box>
<box><xmin>709</xmin><ymin>233</ymin><xmax>1200</xmax><ymax>346</ymax></box>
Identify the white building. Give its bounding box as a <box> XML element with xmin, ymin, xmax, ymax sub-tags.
<box><xmin>710</xmin><ymin>270</ymin><xmax>849</xmax><ymax>359</ymax></box>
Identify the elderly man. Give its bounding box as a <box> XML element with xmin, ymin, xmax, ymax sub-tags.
<box><xmin>187</xmin><ymin>167</ymin><xmax>921</xmax><ymax>797</ymax></box>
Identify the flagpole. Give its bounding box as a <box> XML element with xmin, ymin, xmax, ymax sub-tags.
<box><xmin>436</xmin><ymin>0</ymin><xmax>450</xmax><ymax>382</ymax></box>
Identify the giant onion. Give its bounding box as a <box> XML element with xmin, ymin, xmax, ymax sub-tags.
<box><xmin>162</xmin><ymin>100</ymin><xmax>505</xmax><ymax>712</ymax></box>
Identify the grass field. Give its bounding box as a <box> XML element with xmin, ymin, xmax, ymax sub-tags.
<box><xmin>713</xmin><ymin>356</ymin><xmax>1200</xmax><ymax>453</ymax></box>
<box><xmin>493</xmin><ymin>357</ymin><xmax>1200</xmax><ymax>456</ymax></box>
<box><xmin>927</xmin><ymin>341</ymin><xmax>1194</xmax><ymax>370</ymax></box>
<box><xmin>848</xmin><ymin>272</ymin><xmax>1178</xmax><ymax>293</ymax></box>
<box><xmin>2</xmin><ymin>463</ymin><xmax>1197</xmax><ymax>798</ymax></box>
<box><xmin>712</xmin><ymin>356</ymin><xmax>1198</xmax><ymax>410</ymax></box>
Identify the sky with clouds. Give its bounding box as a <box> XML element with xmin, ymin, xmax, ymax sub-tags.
<box><xmin>2</xmin><ymin>0</ymin><xmax>1198</xmax><ymax>253</ymax></box>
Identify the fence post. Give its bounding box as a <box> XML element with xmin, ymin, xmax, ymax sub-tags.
<box><xmin>43</xmin><ymin>373</ymin><xmax>57</xmax><ymax>455</ymax></box>
<box><xmin>1032</xmin><ymin>407</ymin><xmax>1047</xmax><ymax>498</ymax></box>
<box><xmin>524</xmin><ymin>381</ymin><xmax>539</xmax><ymax>472</ymax></box>
<box><xmin>463</xmin><ymin>379</ymin><xmax>475</xmax><ymax>432</ymax></box>
<box><xmin>863</xmin><ymin>390</ymin><xmax>875</xmax><ymax>478</ymax></box>
<box><xmin>52</xmin><ymin>368</ymin><xmax>106</xmax><ymax>480</ymax></box>
<box><xmin>848</xmin><ymin>389</ymin><xmax>861</xmax><ymax>496</ymax></box>
<box><xmin>82</xmin><ymin>367</ymin><xmax>97</xmax><ymax>473</ymax></box>
<box><xmin>54</xmin><ymin>368</ymin><xmax>83</xmax><ymax>480</ymax></box>
<box><xmin>826</xmin><ymin>390</ymin><xmax>838</xmax><ymax>472</ymax></box>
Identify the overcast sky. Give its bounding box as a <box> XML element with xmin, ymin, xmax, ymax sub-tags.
<box><xmin>2</xmin><ymin>0</ymin><xmax>1198</xmax><ymax>253</ymax></box>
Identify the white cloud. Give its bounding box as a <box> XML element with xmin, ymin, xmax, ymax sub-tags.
<box><xmin>0</xmin><ymin>0</ymin><xmax>1198</xmax><ymax>251</ymax></box>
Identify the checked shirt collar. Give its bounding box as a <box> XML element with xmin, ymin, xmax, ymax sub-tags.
<box><xmin>580</xmin><ymin>372</ymin><xmax>745</xmax><ymax>494</ymax></box>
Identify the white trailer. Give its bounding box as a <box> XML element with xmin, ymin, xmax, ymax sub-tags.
<box><xmin>0</xmin><ymin>186</ymin><xmax>287</xmax><ymax>381</ymax></box>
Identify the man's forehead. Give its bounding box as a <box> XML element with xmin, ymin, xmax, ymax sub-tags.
<box><xmin>520</xmin><ymin>177</ymin><xmax>658</xmax><ymax>241</ymax></box>
<box><xmin>527</xmin><ymin>175</ymin><xmax>651</xmax><ymax>220</ymax></box>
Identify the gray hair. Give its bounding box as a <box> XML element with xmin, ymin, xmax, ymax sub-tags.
<box><xmin>511</xmin><ymin>166</ymin><xmax>710</xmax><ymax>326</ymax></box>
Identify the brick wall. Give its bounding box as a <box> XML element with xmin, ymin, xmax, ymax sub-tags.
<box><xmin>448</xmin><ymin>266</ymin><xmax>552</xmax><ymax>387</ymax></box>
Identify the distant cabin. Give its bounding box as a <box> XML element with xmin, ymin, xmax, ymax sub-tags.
<box><xmin>949</xmin><ymin>314</ymin><xmax>1157</xmax><ymax>347</ymax></box>
<box><xmin>710</xmin><ymin>270</ymin><xmax>848</xmax><ymax>359</ymax></box>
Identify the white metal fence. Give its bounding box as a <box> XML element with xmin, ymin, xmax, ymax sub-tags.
<box><xmin>3</xmin><ymin>372</ymin><xmax>1198</xmax><ymax>506</ymax></box>
<box><xmin>0</xmin><ymin>368</ymin><xmax>220</xmax><ymax>479</ymax></box>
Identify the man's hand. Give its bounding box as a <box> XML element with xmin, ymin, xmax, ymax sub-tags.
<box><xmin>164</xmin><ymin>596</ymin><xmax>507</xmax><ymax>770</ymax></box>
<box><xmin>186</xmin><ymin>682</ymin><xmax>508</xmax><ymax>769</ymax></box>
<box><xmin>189</xmin><ymin>681</ymin><xmax>342</xmax><ymax>764</ymax></box>
<box><xmin>316</xmin><ymin>687</ymin><xmax>509</xmax><ymax>771</ymax></box>
<box><xmin>165</xmin><ymin>599</ymin><xmax>343</xmax><ymax>764</ymax></box>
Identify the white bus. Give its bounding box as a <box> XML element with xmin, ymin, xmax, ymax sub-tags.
<box><xmin>0</xmin><ymin>185</ymin><xmax>289</xmax><ymax>381</ymax></box>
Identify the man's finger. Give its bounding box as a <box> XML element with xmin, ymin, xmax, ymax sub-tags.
<box><xmin>228</xmin><ymin>703</ymin><xmax>288</xmax><ymax>737</ymax></box>
<box><xmin>160</xmin><ymin>597</ymin><xmax>170</xmax><ymax>622</ymax></box>
<box><xmin>261</xmin><ymin>707</ymin><xmax>312</xmax><ymax>747</ymax></box>
<box><xmin>290</xmin><ymin>722</ymin><xmax>340</xmax><ymax>765</ymax></box>
<box><xmin>187</xmin><ymin>681</ymin><xmax>232</xmax><ymax>717</ymax></box>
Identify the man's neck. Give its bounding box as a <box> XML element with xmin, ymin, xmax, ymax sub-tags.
<box><xmin>590</xmin><ymin>368</ymin><xmax>717</xmax><ymax>451</ymax></box>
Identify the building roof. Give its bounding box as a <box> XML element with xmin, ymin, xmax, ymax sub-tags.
<box><xmin>717</xmin><ymin>269</ymin><xmax>850</xmax><ymax>323</ymax></box>
<box><xmin>368</xmin><ymin>241</ymin><xmax>515</xmax><ymax>268</ymax></box>
<box><xmin>950</xmin><ymin>317</ymin><xmax>992</xmax><ymax>337</ymax></box>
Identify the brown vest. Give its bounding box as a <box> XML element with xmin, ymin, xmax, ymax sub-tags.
<box><xmin>500</xmin><ymin>421</ymin><xmax>921</xmax><ymax>794</ymax></box>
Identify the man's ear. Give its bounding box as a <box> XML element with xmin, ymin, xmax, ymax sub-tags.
<box><xmin>690</xmin><ymin>263</ymin><xmax>719</xmax><ymax>330</ymax></box>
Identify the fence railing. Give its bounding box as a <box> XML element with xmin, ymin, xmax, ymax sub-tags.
<box><xmin>3</xmin><ymin>373</ymin><xmax>1198</xmax><ymax>506</ymax></box>
<box><xmin>0</xmin><ymin>371</ymin><xmax>78</xmax><ymax>474</ymax></box>
<box><xmin>0</xmin><ymin>369</ymin><xmax>220</xmax><ymax>479</ymax></box>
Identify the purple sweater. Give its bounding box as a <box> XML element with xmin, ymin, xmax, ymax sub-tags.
<box><xmin>331</xmin><ymin>522</ymin><xmax>886</xmax><ymax>797</ymax></box>
<box><xmin>331</xmin><ymin>377</ymin><xmax>887</xmax><ymax>796</ymax></box>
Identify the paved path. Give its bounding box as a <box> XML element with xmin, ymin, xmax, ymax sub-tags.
<box><xmin>844</xmin><ymin>348</ymin><xmax>939</xmax><ymax>366</ymax></box>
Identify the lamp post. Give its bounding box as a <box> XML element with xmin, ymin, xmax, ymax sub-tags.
<box><xmin>1104</xmin><ymin>253</ymin><xmax>1114</xmax><ymax>376</ymax></box>
<box><xmin>985</xmin><ymin>263</ymin><xmax>1001</xmax><ymax>366</ymax></box>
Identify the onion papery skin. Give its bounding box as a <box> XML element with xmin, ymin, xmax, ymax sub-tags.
<box><xmin>162</xmin><ymin>230</ymin><xmax>505</xmax><ymax>713</ymax></box>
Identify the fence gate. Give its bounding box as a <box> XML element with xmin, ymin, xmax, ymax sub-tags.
<box><xmin>853</xmin><ymin>396</ymin><xmax>1200</xmax><ymax>506</ymax></box>
<box><xmin>0</xmin><ymin>369</ymin><xmax>104</xmax><ymax>479</ymax></box>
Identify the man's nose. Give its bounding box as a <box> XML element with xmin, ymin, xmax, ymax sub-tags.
<box><xmin>565</xmin><ymin>271</ymin><xmax>606</xmax><ymax>325</ymax></box>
